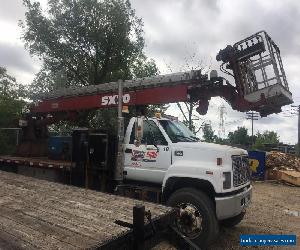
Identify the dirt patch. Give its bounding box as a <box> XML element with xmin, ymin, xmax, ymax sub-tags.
<box><xmin>210</xmin><ymin>181</ymin><xmax>300</xmax><ymax>250</ymax></box>
<box><xmin>155</xmin><ymin>181</ymin><xmax>300</xmax><ymax>249</ymax></box>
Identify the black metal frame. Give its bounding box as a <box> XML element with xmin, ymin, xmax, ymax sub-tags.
<box><xmin>90</xmin><ymin>205</ymin><xmax>176</xmax><ymax>250</ymax></box>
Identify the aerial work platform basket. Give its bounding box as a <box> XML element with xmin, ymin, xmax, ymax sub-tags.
<box><xmin>217</xmin><ymin>31</ymin><xmax>292</xmax><ymax>116</ymax></box>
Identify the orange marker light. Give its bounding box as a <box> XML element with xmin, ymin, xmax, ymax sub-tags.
<box><xmin>155</xmin><ymin>112</ymin><xmax>161</xmax><ymax>119</ymax></box>
<box><xmin>122</xmin><ymin>105</ymin><xmax>129</xmax><ymax>113</ymax></box>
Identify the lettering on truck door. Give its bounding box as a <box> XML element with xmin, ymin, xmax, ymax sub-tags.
<box><xmin>124</xmin><ymin>120</ymin><xmax>171</xmax><ymax>183</ymax></box>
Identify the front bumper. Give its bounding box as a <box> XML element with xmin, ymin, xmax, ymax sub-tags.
<box><xmin>215</xmin><ymin>185</ymin><xmax>252</xmax><ymax>220</ymax></box>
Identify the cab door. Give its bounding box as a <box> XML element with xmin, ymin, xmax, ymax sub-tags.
<box><xmin>124</xmin><ymin>119</ymin><xmax>171</xmax><ymax>183</ymax></box>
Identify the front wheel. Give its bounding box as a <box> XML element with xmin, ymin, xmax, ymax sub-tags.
<box><xmin>167</xmin><ymin>188</ymin><xmax>219</xmax><ymax>247</ymax></box>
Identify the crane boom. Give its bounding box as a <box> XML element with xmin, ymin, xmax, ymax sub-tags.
<box><xmin>30</xmin><ymin>31</ymin><xmax>292</xmax><ymax>118</ymax></box>
<box><xmin>28</xmin><ymin>71</ymin><xmax>268</xmax><ymax>116</ymax></box>
<box><xmin>30</xmin><ymin>71</ymin><xmax>200</xmax><ymax>114</ymax></box>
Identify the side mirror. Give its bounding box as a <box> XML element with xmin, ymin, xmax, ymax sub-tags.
<box><xmin>134</xmin><ymin>117</ymin><xmax>144</xmax><ymax>147</ymax></box>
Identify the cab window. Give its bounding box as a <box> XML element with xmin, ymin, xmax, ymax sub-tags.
<box><xmin>129</xmin><ymin>120</ymin><xmax>167</xmax><ymax>145</ymax></box>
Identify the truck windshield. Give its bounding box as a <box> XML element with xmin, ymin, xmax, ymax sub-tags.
<box><xmin>159</xmin><ymin>120</ymin><xmax>199</xmax><ymax>142</ymax></box>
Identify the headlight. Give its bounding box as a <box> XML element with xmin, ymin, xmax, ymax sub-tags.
<box><xmin>223</xmin><ymin>172</ymin><xmax>231</xmax><ymax>189</ymax></box>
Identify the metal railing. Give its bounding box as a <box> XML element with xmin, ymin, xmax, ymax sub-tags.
<box><xmin>234</xmin><ymin>31</ymin><xmax>289</xmax><ymax>95</ymax></box>
<box><xmin>34</xmin><ymin>70</ymin><xmax>206</xmax><ymax>100</ymax></box>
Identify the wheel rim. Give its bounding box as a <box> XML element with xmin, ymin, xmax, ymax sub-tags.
<box><xmin>174</xmin><ymin>203</ymin><xmax>203</xmax><ymax>239</ymax></box>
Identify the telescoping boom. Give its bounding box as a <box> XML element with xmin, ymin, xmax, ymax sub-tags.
<box><xmin>30</xmin><ymin>31</ymin><xmax>292</xmax><ymax>119</ymax></box>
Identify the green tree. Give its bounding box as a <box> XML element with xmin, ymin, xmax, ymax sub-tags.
<box><xmin>227</xmin><ymin>126</ymin><xmax>251</xmax><ymax>146</ymax></box>
<box><xmin>215</xmin><ymin>137</ymin><xmax>229</xmax><ymax>145</ymax></box>
<box><xmin>0</xmin><ymin>67</ymin><xmax>27</xmax><ymax>154</ymax></box>
<box><xmin>178</xmin><ymin>102</ymin><xmax>200</xmax><ymax>133</ymax></box>
<box><xmin>0</xmin><ymin>67</ymin><xmax>27</xmax><ymax>99</ymax></box>
<box><xmin>253</xmin><ymin>130</ymin><xmax>280</xmax><ymax>150</ymax></box>
<box><xmin>21</xmin><ymin>0</ymin><xmax>162</xmax><ymax>132</ymax></box>
<box><xmin>21</xmin><ymin>0</ymin><xmax>157</xmax><ymax>94</ymax></box>
<box><xmin>202</xmin><ymin>123</ymin><xmax>217</xmax><ymax>143</ymax></box>
<box><xmin>0</xmin><ymin>67</ymin><xmax>26</xmax><ymax>127</ymax></box>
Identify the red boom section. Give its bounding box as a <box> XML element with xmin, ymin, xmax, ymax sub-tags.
<box><xmin>31</xmin><ymin>85</ymin><xmax>188</xmax><ymax>114</ymax></box>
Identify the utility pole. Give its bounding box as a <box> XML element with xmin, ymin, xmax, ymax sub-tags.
<box><xmin>115</xmin><ymin>79</ymin><xmax>125</xmax><ymax>182</ymax></box>
<box><xmin>292</xmin><ymin>105</ymin><xmax>300</xmax><ymax>156</ymax></box>
<box><xmin>298</xmin><ymin>107</ymin><xmax>300</xmax><ymax>156</ymax></box>
<box><xmin>246</xmin><ymin>111</ymin><xmax>259</xmax><ymax>146</ymax></box>
<box><xmin>218</xmin><ymin>104</ymin><xmax>226</xmax><ymax>138</ymax></box>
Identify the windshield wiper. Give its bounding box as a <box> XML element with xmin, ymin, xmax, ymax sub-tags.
<box><xmin>175</xmin><ymin>135</ymin><xmax>198</xmax><ymax>142</ymax></box>
<box><xmin>190</xmin><ymin>136</ymin><xmax>200</xmax><ymax>141</ymax></box>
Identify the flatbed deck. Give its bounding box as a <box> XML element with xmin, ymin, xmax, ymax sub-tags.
<box><xmin>0</xmin><ymin>155</ymin><xmax>71</xmax><ymax>170</ymax></box>
<box><xmin>0</xmin><ymin>170</ymin><xmax>174</xmax><ymax>249</ymax></box>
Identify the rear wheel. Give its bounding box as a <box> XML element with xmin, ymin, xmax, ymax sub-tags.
<box><xmin>167</xmin><ymin>188</ymin><xmax>219</xmax><ymax>247</ymax></box>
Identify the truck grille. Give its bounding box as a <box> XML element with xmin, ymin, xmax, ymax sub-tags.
<box><xmin>232</xmin><ymin>155</ymin><xmax>250</xmax><ymax>187</ymax></box>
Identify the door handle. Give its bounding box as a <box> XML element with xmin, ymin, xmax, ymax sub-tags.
<box><xmin>125</xmin><ymin>148</ymin><xmax>132</xmax><ymax>153</ymax></box>
<box><xmin>146</xmin><ymin>147</ymin><xmax>159</xmax><ymax>152</ymax></box>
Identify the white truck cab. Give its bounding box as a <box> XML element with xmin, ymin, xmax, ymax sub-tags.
<box><xmin>123</xmin><ymin>116</ymin><xmax>252</xmax><ymax>246</ymax></box>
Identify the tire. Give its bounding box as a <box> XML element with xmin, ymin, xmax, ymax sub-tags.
<box><xmin>167</xmin><ymin>188</ymin><xmax>219</xmax><ymax>248</ymax></box>
<box><xmin>220</xmin><ymin>212</ymin><xmax>245</xmax><ymax>228</ymax></box>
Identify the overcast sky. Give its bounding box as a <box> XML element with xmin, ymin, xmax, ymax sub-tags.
<box><xmin>0</xmin><ymin>0</ymin><xmax>299</xmax><ymax>144</ymax></box>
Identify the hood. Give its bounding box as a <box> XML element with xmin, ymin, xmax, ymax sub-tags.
<box><xmin>175</xmin><ymin>141</ymin><xmax>247</xmax><ymax>154</ymax></box>
<box><xmin>172</xmin><ymin>142</ymin><xmax>247</xmax><ymax>167</ymax></box>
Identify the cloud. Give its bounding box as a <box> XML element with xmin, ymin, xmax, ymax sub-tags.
<box><xmin>132</xmin><ymin>0</ymin><xmax>300</xmax><ymax>69</ymax></box>
<box><xmin>0</xmin><ymin>42</ymin><xmax>36</xmax><ymax>73</ymax></box>
<box><xmin>0</xmin><ymin>0</ymin><xmax>26</xmax><ymax>22</ymax></box>
<box><xmin>132</xmin><ymin>0</ymin><xmax>222</xmax><ymax>71</ymax></box>
<box><xmin>0</xmin><ymin>41</ymin><xmax>40</xmax><ymax>84</ymax></box>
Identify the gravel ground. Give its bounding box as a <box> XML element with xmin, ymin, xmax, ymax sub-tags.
<box><xmin>154</xmin><ymin>181</ymin><xmax>300</xmax><ymax>250</ymax></box>
<box><xmin>210</xmin><ymin>181</ymin><xmax>300</xmax><ymax>250</ymax></box>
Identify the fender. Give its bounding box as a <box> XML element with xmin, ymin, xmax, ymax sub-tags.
<box><xmin>162</xmin><ymin>160</ymin><xmax>223</xmax><ymax>194</ymax></box>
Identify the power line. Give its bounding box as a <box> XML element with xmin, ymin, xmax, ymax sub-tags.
<box><xmin>280</xmin><ymin>115</ymin><xmax>296</xmax><ymax>117</ymax></box>
<box><xmin>279</xmin><ymin>104</ymin><xmax>300</xmax><ymax>118</ymax></box>
<box><xmin>225</xmin><ymin>118</ymin><xmax>245</xmax><ymax>126</ymax></box>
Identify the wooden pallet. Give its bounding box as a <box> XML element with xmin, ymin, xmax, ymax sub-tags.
<box><xmin>279</xmin><ymin>170</ymin><xmax>300</xmax><ymax>187</ymax></box>
<box><xmin>0</xmin><ymin>171</ymin><xmax>173</xmax><ymax>249</ymax></box>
